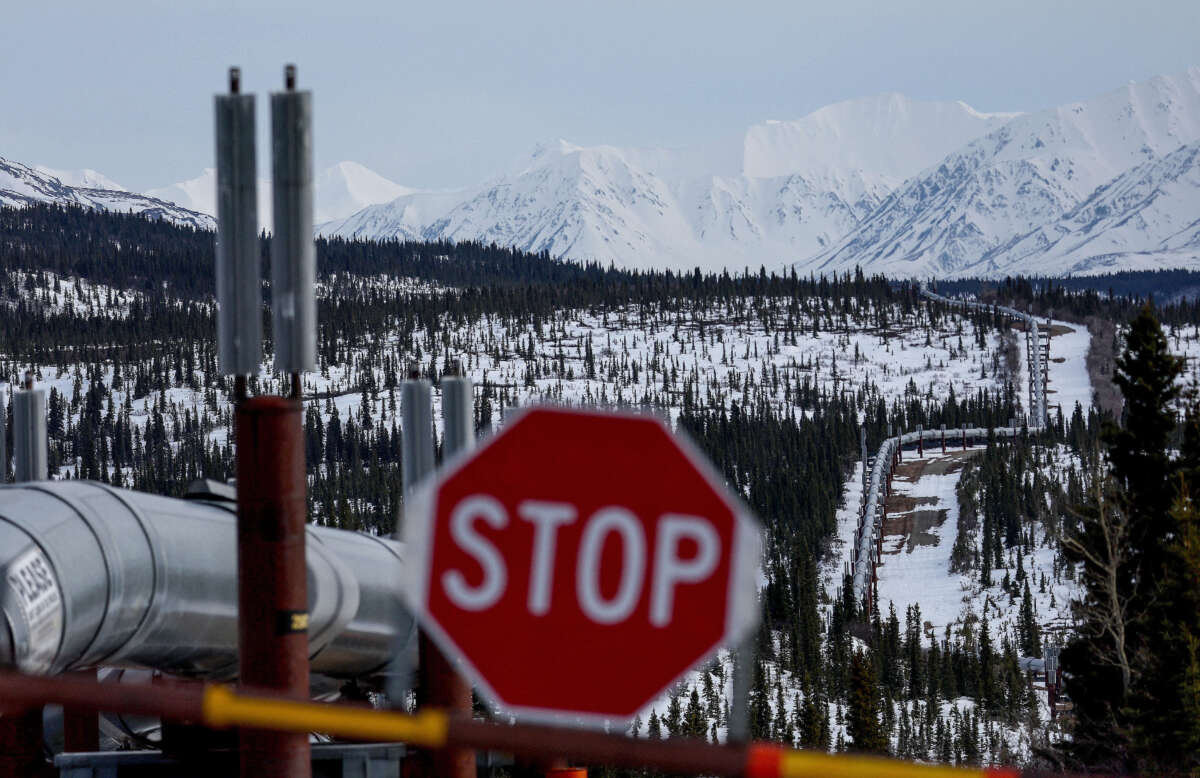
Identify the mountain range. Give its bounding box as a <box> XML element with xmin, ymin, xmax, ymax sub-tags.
<box><xmin>5</xmin><ymin>66</ymin><xmax>1200</xmax><ymax>278</ymax></box>
<box><xmin>0</xmin><ymin>157</ymin><xmax>213</xmax><ymax>230</ymax></box>
<box><xmin>321</xmin><ymin>96</ymin><xmax>1015</xmax><ymax>272</ymax></box>
<box><xmin>0</xmin><ymin>158</ymin><xmax>411</xmax><ymax>233</ymax></box>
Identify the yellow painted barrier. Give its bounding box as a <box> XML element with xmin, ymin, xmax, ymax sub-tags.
<box><xmin>201</xmin><ymin>685</ymin><xmax>449</xmax><ymax>747</ymax></box>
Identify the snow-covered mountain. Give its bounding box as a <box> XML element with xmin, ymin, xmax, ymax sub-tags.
<box><xmin>314</xmin><ymin>161</ymin><xmax>412</xmax><ymax>224</ymax></box>
<box><xmin>34</xmin><ymin>166</ymin><xmax>125</xmax><ymax>191</ymax></box>
<box><xmin>323</xmin><ymin>142</ymin><xmax>863</xmax><ymax>270</ymax></box>
<box><xmin>15</xmin><ymin>68</ymin><xmax>1200</xmax><ymax>277</ymax></box>
<box><xmin>145</xmin><ymin>168</ymin><xmax>270</xmax><ymax>229</ymax></box>
<box><xmin>1</xmin><ymin>157</ymin><xmax>213</xmax><ymax>230</ymax></box>
<box><xmin>809</xmin><ymin>67</ymin><xmax>1200</xmax><ymax>277</ymax></box>
<box><xmin>146</xmin><ymin>161</ymin><xmax>411</xmax><ymax>229</ymax></box>
<box><xmin>975</xmin><ymin>141</ymin><xmax>1200</xmax><ymax>276</ymax></box>
<box><xmin>743</xmin><ymin>93</ymin><xmax>1016</xmax><ymax>204</ymax></box>
<box><xmin>323</xmin><ymin>94</ymin><xmax>1014</xmax><ymax>271</ymax></box>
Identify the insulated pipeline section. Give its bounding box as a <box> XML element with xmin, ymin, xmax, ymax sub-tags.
<box><xmin>0</xmin><ymin>481</ymin><xmax>415</xmax><ymax>680</ymax></box>
<box><xmin>848</xmin><ymin>287</ymin><xmax>1052</xmax><ymax>605</ymax></box>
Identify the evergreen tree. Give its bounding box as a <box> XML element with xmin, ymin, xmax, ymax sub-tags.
<box><xmin>683</xmin><ymin>686</ymin><xmax>707</xmax><ymax>740</ymax></box>
<box><xmin>846</xmin><ymin>649</ymin><xmax>887</xmax><ymax>755</ymax></box>
<box><xmin>665</xmin><ymin>693</ymin><xmax>682</xmax><ymax>738</ymax></box>
<box><xmin>647</xmin><ymin>710</ymin><xmax>662</xmax><ymax>740</ymax></box>
<box><xmin>1062</xmin><ymin>304</ymin><xmax>1184</xmax><ymax>772</ymax></box>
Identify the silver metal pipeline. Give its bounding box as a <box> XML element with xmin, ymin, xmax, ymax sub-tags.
<box><xmin>0</xmin><ymin>481</ymin><xmax>414</xmax><ymax>682</ymax></box>
<box><xmin>847</xmin><ymin>286</ymin><xmax>1052</xmax><ymax>605</ymax></box>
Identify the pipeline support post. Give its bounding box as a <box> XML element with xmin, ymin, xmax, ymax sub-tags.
<box><xmin>0</xmin><ymin>708</ymin><xmax>49</xmax><ymax>778</ymax></box>
<box><xmin>0</xmin><ymin>382</ymin><xmax>7</xmax><ymax>482</ymax></box>
<box><xmin>0</xmin><ymin>374</ymin><xmax>50</xmax><ymax>778</ymax></box>
<box><xmin>235</xmin><ymin>395</ymin><xmax>311</xmax><ymax>778</ymax></box>
<box><xmin>403</xmin><ymin>373</ymin><xmax>474</xmax><ymax>778</ymax></box>
<box><xmin>13</xmin><ymin>374</ymin><xmax>47</xmax><ymax>482</ymax></box>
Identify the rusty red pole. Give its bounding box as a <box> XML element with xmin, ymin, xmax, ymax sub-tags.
<box><xmin>417</xmin><ymin>634</ymin><xmax>475</xmax><ymax>778</ymax></box>
<box><xmin>0</xmin><ymin>708</ymin><xmax>49</xmax><ymax>778</ymax></box>
<box><xmin>62</xmin><ymin>670</ymin><xmax>99</xmax><ymax>753</ymax></box>
<box><xmin>236</xmin><ymin>393</ymin><xmax>311</xmax><ymax>778</ymax></box>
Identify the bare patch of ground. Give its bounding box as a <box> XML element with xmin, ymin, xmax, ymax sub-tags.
<box><xmin>886</xmin><ymin>494</ymin><xmax>938</xmax><ymax>513</ymax></box>
<box><xmin>882</xmin><ymin>508</ymin><xmax>950</xmax><ymax>553</ymax></box>
<box><xmin>882</xmin><ymin>450</ymin><xmax>981</xmax><ymax>554</ymax></box>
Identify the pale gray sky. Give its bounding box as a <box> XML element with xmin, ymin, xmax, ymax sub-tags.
<box><xmin>2</xmin><ymin>0</ymin><xmax>1198</xmax><ymax>192</ymax></box>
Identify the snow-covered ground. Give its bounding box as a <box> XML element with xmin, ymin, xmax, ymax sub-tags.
<box><xmin>12</xmin><ymin>290</ymin><xmax>1024</xmax><ymax>484</ymax></box>
<box><xmin>1044</xmin><ymin>320</ymin><xmax>1093</xmax><ymax>416</ymax></box>
<box><xmin>869</xmin><ymin>448</ymin><xmax>1077</xmax><ymax>639</ymax></box>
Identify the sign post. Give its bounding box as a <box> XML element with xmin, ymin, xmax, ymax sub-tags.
<box><xmin>403</xmin><ymin>406</ymin><xmax>761</xmax><ymax>723</ymax></box>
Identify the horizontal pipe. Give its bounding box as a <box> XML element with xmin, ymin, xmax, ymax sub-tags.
<box><xmin>0</xmin><ymin>481</ymin><xmax>415</xmax><ymax>681</ymax></box>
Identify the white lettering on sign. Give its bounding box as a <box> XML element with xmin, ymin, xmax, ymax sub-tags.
<box><xmin>440</xmin><ymin>495</ymin><xmax>725</xmax><ymax>627</ymax></box>
<box><xmin>518</xmin><ymin>500</ymin><xmax>577</xmax><ymax>615</ymax></box>
<box><xmin>4</xmin><ymin>546</ymin><xmax>63</xmax><ymax>674</ymax></box>
<box><xmin>577</xmin><ymin>507</ymin><xmax>646</xmax><ymax>624</ymax></box>
<box><xmin>649</xmin><ymin>515</ymin><xmax>719</xmax><ymax>627</ymax></box>
<box><xmin>442</xmin><ymin>495</ymin><xmax>508</xmax><ymax>611</ymax></box>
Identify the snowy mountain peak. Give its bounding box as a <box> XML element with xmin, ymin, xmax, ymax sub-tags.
<box><xmin>146</xmin><ymin>162</ymin><xmax>412</xmax><ymax>228</ymax></box>
<box><xmin>1</xmin><ymin>156</ymin><xmax>212</xmax><ymax>230</ymax></box>
<box><xmin>313</xmin><ymin>161</ymin><xmax>412</xmax><ymax>224</ymax></box>
<box><xmin>34</xmin><ymin>166</ymin><xmax>125</xmax><ymax>192</ymax></box>
<box><xmin>743</xmin><ymin>92</ymin><xmax>1018</xmax><ymax>185</ymax></box>
<box><xmin>808</xmin><ymin>66</ymin><xmax>1200</xmax><ymax>278</ymax></box>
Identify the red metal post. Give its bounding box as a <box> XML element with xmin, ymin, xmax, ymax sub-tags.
<box><xmin>236</xmin><ymin>394</ymin><xmax>311</xmax><ymax>778</ymax></box>
<box><xmin>0</xmin><ymin>708</ymin><xmax>49</xmax><ymax>778</ymax></box>
<box><xmin>62</xmin><ymin>670</ymin><xmax>100</xmax><ymax>753</ymax></box>
<box><xmin>416</xmin><ymin>633</ymin><xmax>474</xmax><ymax>778</ymax></box>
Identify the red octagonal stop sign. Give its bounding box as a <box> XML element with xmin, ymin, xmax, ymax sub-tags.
<box><xmin>403</xmin><ymin>406</ymin><xmax>761</xmax><ymax>723</ymax></box>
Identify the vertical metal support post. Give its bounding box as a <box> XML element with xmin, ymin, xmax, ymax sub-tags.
<box><xmin>401</xmin><ymin>375</ymin><xmax>474</xmax><ymax>778</ymax></box>
<box><xmin>215</xmin><ymin>68</ymin><xmax>262</xmax><ymax>377</ymax></box>
<box><xmin>0</xmin><ymin>382</ymin><xmax>7</xmax><ymax>483</ymax></box>
<box><xmin>859</xmin><ymin>424</ymin><xmax>867</xmax><ymax>493</ymax></box>
<box><xmin>235</xmin><ymin>395</ymin><xmax>310</xmax><ymax>778</ymax></box>
<box><xmin>916</xmin><ymin>424</ymin><xmax>923</xmax><ymax>457</ymax></box>
<box><xmin>385</xmin><ymin>375</ymin><xmax>434</xmax><ymax>711</ymax></box>
<box><xmin>270</xmin><ymin>65</ymin><xmax>316</xmax><ymax>376</ymax></box>
<box><xmin>442</xmin><ymin>372</ymin><xmax>474</xmax><ymax>460</ymax></box>
<box><xmin>0</xmin><ymin>708</ymin><xmax>49</xmax><ymax>778</ymax></box>
<box><xmin>962</xmin><ymin>425</ymin><xmax>967</xmax><ymax>450</ymax></box>
<box><xmin>728</xmin><ymin>634</ymin><xmax>755</xmax><ymax>743</ymax></box>
<box><xmin>13</xmin><ymin>375</ymin><xmax>47</xmax><ymax>482</ymax></box>
<box><xmin>62</xmin><ymin>669</ymin><xmax>100</xmax><ymax>753</ymax></box>
<box><xmin>1</xmin><ymin>375</ymin><xmax>50</xmax><ymax>777</ymax></box>
<box><xmin>940</xmin><ymin>423</ymin><xmax>946</xmax><ymax>453</ymax></box>
<box><xmin>401</xmin><ymin>378</ymin><xmax>435</xmax><ymax>497</ymax></box>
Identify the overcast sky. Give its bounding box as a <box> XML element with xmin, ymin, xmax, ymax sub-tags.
<box><xmin>2</xmin><ymin>0</ymin><xmax>1198</xmax><ymax>192</ymax></box>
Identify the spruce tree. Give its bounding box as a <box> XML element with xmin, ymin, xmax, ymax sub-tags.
<box><xmin>846</xmin><ymin>649</ymin><xmax>887</xmax><ymax>755</ymax></box>
<box><xmin>1063</xmin><ymin>304</ymin><xmax>1184</xmax><ymax>772</ymax></box>
<box><xmin>683</xmin><ymin>686</ymin><xmax>706</xmax><ymax>740</ymax></box>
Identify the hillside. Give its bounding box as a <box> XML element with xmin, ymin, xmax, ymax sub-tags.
<box><xmin>0</xmin><ymin>204</ymin><xmax>1119</xmax><ymax>768</ymax></box>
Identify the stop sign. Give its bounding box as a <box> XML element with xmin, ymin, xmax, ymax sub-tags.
<box><xmin>403</xmin><ymin>406</ymin><xmax>761</xmax><ymax>723</ymax></box>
